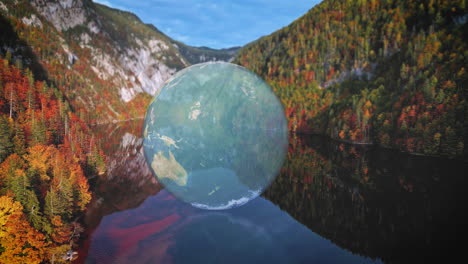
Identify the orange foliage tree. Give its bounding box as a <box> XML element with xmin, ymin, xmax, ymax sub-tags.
<box><xmin>0</xmin><ymin>195</ymin><xmax>47</xmax><ymax>264</ymax></box>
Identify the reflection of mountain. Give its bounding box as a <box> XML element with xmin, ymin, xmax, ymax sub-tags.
<box><xmin>77</xmin><ymin>121</ymin><xmax>162</xmax><ymax>263</ymax></box>
<box><xmin>263</xmin><ymin>134</ymin><xmax>467</xmax><ymax>263</ymax></box>
<box><xmin>82</xmin><ymin>191</ymin><xmax>379</xmax><ymax>264</ymax></box>
<box><xmin>87</xmin><ymin>121</ymin><xmax>161</xmax><ymax>217</ymax></box>
<box><xmin>83</xmin><ymin>191</ymin><xmax>191</xmax><ymax>264</ymax></box>
<box><xmin>79</xmin><ymin>124</ymin><xmax>466</xmax><ymax>263</ymax></box>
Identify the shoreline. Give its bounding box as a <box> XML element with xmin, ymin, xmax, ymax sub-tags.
<box><xmin>88</xmin><ymin>116</ymin><xmax>145</xmax><ymax>126</ymax></box>
<box><xmin>291</xmin><ymin>131</ymin><xmax>465</xmax><ymax>162</ymax></box>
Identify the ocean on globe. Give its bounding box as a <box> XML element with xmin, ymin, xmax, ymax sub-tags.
<box><xmin>143</xmin><ymin>62</ymin><xmax>288</xmax><ymax>210</ymax></box>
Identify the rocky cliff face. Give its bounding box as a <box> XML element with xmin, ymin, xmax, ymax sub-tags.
<box><xmin>32</xmin><ymin>0</ymin><xmax>188</xmax><ymax>104</ymax></box>
<box><xmin>32</xmin><ymin>0</ymin><xmax>88</xmax><ymax>31</ymax></box>
<box><xmin>0</xmin><ymin>0</ymin><xmax>237</xmax><ymax>123</ymax></box>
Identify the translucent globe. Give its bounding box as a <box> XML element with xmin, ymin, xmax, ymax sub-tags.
<box><xmin>143</xmin><ymin>62</ymin><xmax>288</xmax><ymax>210</ymax></box>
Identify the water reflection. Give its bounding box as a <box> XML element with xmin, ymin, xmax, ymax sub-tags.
<box><xmin>84</xmin><ymin>191</ymin><xmax>379</xmax><ymax>264</ymax></box>
<box><xmin>77</xmin><ymin>121</ymin><xmax>466</xmax><ymax>263</ymax></box>
<box><xmin>264</xmin><ymin>134</ymin><xmax>467</xmax><ymax>263</ymax></box>
<box><xmin>76</xmin><ymin>121</ymin><xmax>162</xmax><ymax>262</ymax></box>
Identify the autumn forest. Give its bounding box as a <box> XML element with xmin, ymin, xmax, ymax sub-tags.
<box><xmin>0</xmin><ymin>56</ymin><xmax>107</xmax><ymax>262</ymax></box>
<box><xmin>236</xmin><ymin>0</ymin><xmax>467</xmax><ymax>158</ymax></box>
<box><xmin>0</xmin><ymin>0</ymin><xmax>467</xmax><ymax>263</ymax></box>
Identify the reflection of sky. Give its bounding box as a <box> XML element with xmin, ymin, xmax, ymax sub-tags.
<box><xmin>86</xmin><ymin>190</ymin><xmax>382</xmax><ymax>264</ymax></box>
<box><xmin>92</xmin><ymin>0</ymin><xmax>321</xmax><ymax>48</ymax></box>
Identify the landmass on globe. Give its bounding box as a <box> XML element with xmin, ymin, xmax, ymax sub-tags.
<box><xmin>151</xmin><ymin>151</ymin><xmax>188</xmax><ymax>186</ymax></box>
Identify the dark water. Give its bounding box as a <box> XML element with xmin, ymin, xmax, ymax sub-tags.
<box><xmin>75</xmin><ymin>121</ymin><xmax>467</xmax><ymax>264</ymax></box>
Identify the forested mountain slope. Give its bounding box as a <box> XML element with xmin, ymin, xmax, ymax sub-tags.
<box><xmin>235</xmin><ymin>0</ymin><xmax>467</xmax><ymax>159</ymax></box>
<box><xmin>0</xmin><ymin>0</ymin><xmax>236</xmax><ymax>124</ymax></box>
<box><xmin>0</xmin><ymin>0</ymin><xmax>173</xmax><ymax>261</ymax></box>
<box><xmin>0</xmin><ymin>1</ymin><xmax>240</xmax><ymax>260</ymax></box>
<box><xmin>0</xmin><ymin>55</ymin><xmax>108</xmax><ymax>263</ymax></box>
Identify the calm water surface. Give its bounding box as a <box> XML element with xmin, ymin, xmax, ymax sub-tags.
<box><xmin>75</xmin><ymin>121</ymin><xmax>466</xmax><ymax>264</ymax></box>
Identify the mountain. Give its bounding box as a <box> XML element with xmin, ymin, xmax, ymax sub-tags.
<box><xmin>173</xmin><ymin>41</ymin><xmax>240</xmax><ymax>64</ymax></box>
<box><xmin>145</xmin><ymin>23</ymin><xmax>240</xmax><ymax>64</ymax></box>
<box><xmin>0</xmin><ymin>0</ymin><xmax>237</xmax><ymax>124</ymax></box>
<box><xmin>0</xmin><ymin>0</ymin><xmax>239</xmax><ymax>261</ymax></box>
<box><xmin>235</xmin><ymin>0</ymin><xmax>467</xmax><ymax>159</ymax></box>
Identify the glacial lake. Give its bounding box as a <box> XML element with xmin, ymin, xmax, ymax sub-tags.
<box><xmin>75</xmin><ymin>120</ymin><xmax>466</xmax><ymax>264</ymax></box>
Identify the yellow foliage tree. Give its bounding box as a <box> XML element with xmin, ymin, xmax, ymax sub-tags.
<box><xmin>24</xmin><ymin>144</ymin><xmax>55</xmax><ymax>182</ymax></box>
<box><xmin>0</xmin><ymin>195</ymin><xmax>47</xmax><ymax>264</ymax></box>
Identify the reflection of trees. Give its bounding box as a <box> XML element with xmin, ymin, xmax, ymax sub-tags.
<box><xmin>78</xmin><ymin>121</ymin><xmax>162</xmax><ymax>264</ymax></box>
<box><xmin>263</xmin><ymin>134</ymin><xmax>466</xmax><ymax>263</ymax></box>
<box><xmin>88</xmin><ymin>121</ymin><xmax>162</xmax><ymax>219</ymax></box>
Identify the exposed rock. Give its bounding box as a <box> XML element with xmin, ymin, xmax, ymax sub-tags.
<box><xmin>21</xmin><ymin>14</ymin><xmax>43</xmax><ymax>28</ymax></box>
<box><xmin>0</xmin><ymin>1</ymin><xmax>9</xmax><ymax>13</ymax></box>
<box><xmin>32</xmin><ymin>0</ymin><xmax>88</xmax><ymax>31</ymax></box>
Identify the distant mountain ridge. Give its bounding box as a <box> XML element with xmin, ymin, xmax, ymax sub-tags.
<box><xmin>0</xmin><ymin>0</ymin><xmax>238</xmax><ymax>123</ymax></box>
<box><xmin>173</xmin><ymin>41</ymin><xmax>240</xmax><ymax>64</ymax></box>
<box><xmin>143</xmin><ymin>23</ymin><xmax>240</xmax><ymax>64</ymax></box>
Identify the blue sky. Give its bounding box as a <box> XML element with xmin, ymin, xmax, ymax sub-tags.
<box><xmin>93</xmin><ymin>0</ymin><xmax>321</xmax><ymax>49</ymax></box>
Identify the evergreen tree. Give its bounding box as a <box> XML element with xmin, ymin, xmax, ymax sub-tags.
<box><xmin>45</xmin><ymin>183</ymin><xmax>73</xmax><ymax>220</ymax></box>
<box><xmin>31</xmin><ymin>113</ymin><xmax>47</xmax><ymax>145</ymax></box>
<box><xmin>0</xmin><ymin>115</ymin><xmax>13</xmax><ymax>162</ymax></box>
<box><xmin>12</xmin><ymin>122</ymin><xmax>26</xmax><ymax>156</ymax></box>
